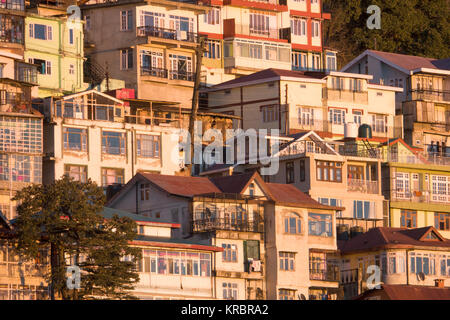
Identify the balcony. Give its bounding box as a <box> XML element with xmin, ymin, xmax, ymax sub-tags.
<box><xmin>0</xmin><ymin>0</ymin><xmax>25</xmax><ymax>11</ymax></box>
<box><xmin>140</xmin><ymin>67</ymin><xmax>168</xmax><ymax>79</ymax></box>
<box><xmin>391</xmin><ymin>190</ymin><xmax>450</xmax><ymax>204</ymax></box>
<box><xmin>0</xmin><ymin>14</ymin><xmax>24</xmax><ymax>45</ymax></box>
<box><xmin>223</xmin><ymin>19</ymin><xmax>287</xmax><ymax>41</ymax></box>
<box><xmin>169</xmin><ymin>70</ymin><xmax>195</xmax><ymax>82</ymax></box>
<box><xmin>409</xmin><ymin>89</ymin><xmax>450</xmax><ymax>102</ymax></box>
<box><xmin>192</xmin><ymin>218</ymin><xmax>264</xmax><ymax>233</ymax></box>
<box><xmin>137</xmin><ymin>26</ymin><xmax>198</xmax><ymax>44</ymax></box>
<box><xmin>323</xmin><ymin>88</ymin><xmax>368</xmax><ymax>104</ymax></box>
<box><xmin>347</xmin><ymin>179</ymin><xmax>379</xmax><ymax>194</ymax></box>
<box><xmin>310</xmin><ymin>268</ymin><xmax>340</xmax><ymax>282</ymax></box>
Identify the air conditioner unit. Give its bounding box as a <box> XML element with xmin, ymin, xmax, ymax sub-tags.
<box><xmin>74</xmin><ymin>112</ymin><xmax>83</xmax><ymax>119</ymax></box>
<box><xmin>177</xmin><ymin>30</ymin><xmax>187</xmax><ymax>41</ymax></box>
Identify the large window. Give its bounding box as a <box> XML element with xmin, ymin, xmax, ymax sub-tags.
<box><xmin>308</xmin><ymin>213</ymin><xmax>332</xmax><ymax>237</ymax></box>
<box><xmin>204</xmin><ymin>8</ymin><xmax>220</xmax><ymax>25</ymax></box>
<box><xmin>261</xmin><ymin>105</ymin><xmax>279</xmax><ymax>123</ymax></box>
<box><xmin>329</xmin><ymin>109</ymin><xmax>346</xmax><ymax>125</ymax></box>
<box><xmin>279</xmin><ymin>252</ymin><xmax>295</xmax><ymax>271</ymax></box>
<box><xmin>286</xmin><ymin>161</ymin><xmax>294</xmax><ymax>184</ymax></box>
<box><xmin>0</xmin><ymin>154</ymin><xmax>41</xmax><ymax>183</ymax></box>
<box><xmin>249</xmin><ymin>13</ymin><xmax>270</xmax><ymax>36</ymax></box>
<box><xmin>298</xmin><ymin>107</ymin><xmax>314</xmax><ymax>126</ymax></box>
<box><xmin>292</xmin><ymin>51</ymin><xmax>307</xmax><ymax>70</ymax></box>
<box><xmin>0</xmin><ymin>116</ymin><xmax>42</xmax><ymax>153</ymax></box>
<box><xmin>348</xmin><ymin>165</ymin><xmax>364</xmax><ymax>180</ymax></box>
<box><xmin>120</xmin><ymin>49</ymin><xmax>133</xmax><ymax>70</ymax></box>
<box><xmin>431</xmin><ymin>175</ymin><xmax>450</xmax><ymax>202</ymax></box>
<box><xmin>28</xmin><ymin>58</ymin><xmax>51</xmax><ymax>75</ymax></box>
<box><xmin>139</xmin><ymin>249</ymin><xmax>211</xmax><ymax>277</ymax></box>
<box><xmin>279</xmin><ymin>289</ymin><xmax>295</xmax><ymax>300</ymax></box>
<box><xmin>291</xmin><ymin>18</ymin><xmax>306</xmax><ymax>36</ymax></box>
<box><xmin>136</xmin><ymin>134</ymin><xmax>160</xmax><ymax>158</ymax></box>
<box><xmin>434</xmin><ymin>213</ymin><xmax>450</xmax><ymax>231</ymax></box>
<box><xmin>29</xmin><ymin>23</ymin><xmax>52</xmax><ymax>40</ymax></box>
<box><xmin>223</xmin><ymin>283</ymin><xmax>237</xmax><ymax>300</ymax></box>
<box><xmin>371</xmin><ymin>114</ymin><xmax>387</xmax><ymax>133</ymax></box>
<box><xmin>284</xmin><ymin>214</ymin><xmax>302</xmax><ymax>234</ymax></box>
<box><xmin>410</xmin><ymin>252</ymin><xmax>437</xmax><ymax>276</ymax></box>
<box><xmin>102</xmin><ymin>131</ymin><xmax>126</xmax><ymax>155</ymax></box>
<box><xmin>204</xmin><ymin>39</ymin><xmax>221</xmax><ymax>59</ymax></box>
<box><xmin>64</xmin><ymin>165</ymin><xmax>87</xmax><ymax>183</ymax></box>
<box><xmin>395</xmin><ymin>172</ymin><xmax>410</xmax><ymax>198</ymax></box>
<box><xmin>311</xmin><ymin>20</ymin><xmax>320</xmax><ymax>38</ymax></box>
<box><xmin>222</xmin><ymin>244</ymin><xmax>237</xmax><ymax>262</ymax></box>
<box><xmin>63</xmin><ymin>127</ymin><xmax>87</xmax><ymax>151</ymax></box>
<box><xmin>353</xmin><ymin>201</ymin><xmax>375</xmax><ymax>219</ymax></box>
<box><xmin>316</xmin><ymin>161</ymin><xmax>342</xmax><ymax>182</ymax></box>
<box><xmin>0</xmin><ymin>14</ymin><xmax>24</xmax><ymax>44</ymax></box>
<box><xmin>400</xmin><ymin>210</ymin><xmax>417</xmax><ymax>228</ymax></box>
<box><xmin>120</xmin><ymin>10</ymin><xmax>133</xmax><ymax>31</ymax></box>
<box><xmin>169</xmin><ymin>54</ymin><xmax>193</xmax><ymax>80</ymax></box>
<box><xmin>101</xmin><ymin>168</ymin><xmax>124</xmax><ymax>186</ymax></box>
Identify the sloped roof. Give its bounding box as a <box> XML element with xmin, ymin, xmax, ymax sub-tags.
<box><xmin>265</xmin><ymin>183</ymin><xmax>340</xmax><ymax>210</ymax></box>
<box><xmin>369</xmin><ymin>50</ymin><xmax>441</xmax><ymax>71</ymax></box>
<box><xmin>141</xmin><ymin>173</ymin><xmax>221</xmax><ymax>198</ymax></box>
<box><xmin>357</xmin><ymin>285</ymin><xmax>450</xmax><ymax>300</ymax></box>
<box><xmin>339</xmin><ymin>227</ymin><xmax>450</xmax><ymax>253</ymax></box>
<box><xmin>208</xmin><ymin>68</ymin><xmax>325</xmax><ymax>90</ymax></box>
<box><xmin>210</xmin><ymin>171</ymin><xmax>259</xmax><ymax>194</ymax></box>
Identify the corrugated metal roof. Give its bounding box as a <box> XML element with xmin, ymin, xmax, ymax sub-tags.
<box><xmin>358</xmin><ymin>284</ymin><xmax>450</xmax><ymax>300</ymax></box>
<box><xmin>369</xmin><ymin>50</ymin><xmax>450</xmax><ymax>71</ymax></box>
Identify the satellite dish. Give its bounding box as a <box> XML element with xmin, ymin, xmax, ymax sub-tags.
<box><xmin>298</xmin><ymin>294</ymin><xmax>306</xmax><ymax>300</ymax></box>
<box><xmin>417</xmin><ymin>272</ymin><xmax>425</xmax><ymax>281</ymax></box>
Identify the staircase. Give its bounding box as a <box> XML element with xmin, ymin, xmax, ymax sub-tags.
<box><xmin>84</xmin><ymin>56</ymin><xmax>107</xmax><ymax>88</ymax></box>
<box><xmin>362</xmin><ymin>138</ymin><xmax>378</xmax><ymax>158</ymax></box>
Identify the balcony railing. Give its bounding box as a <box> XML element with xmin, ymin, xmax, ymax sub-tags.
<box><xmin>340</xmin><ymin>269</ymin><xmax>359</xmax><ymax>284</ymax></box>
<box><xmin>192</xmin><ymin>218</ymin><xmax>264</xmax><ymax>233</ymax></box>
<box><xmin>137</xmin><ymin>26</ymin><xmax>198</xmax><ymax>43</ymax></box>
<box><xmin>0</xmin><ymin>0</ymin><xmax>25</xmax><ymax>11</ymax></box>
<box><xmin>140</xmin><ymin>67</ymin><xmax>168</xmax><ymax>79</ymax></box>
<box><xmin>347</xmin><ymin>179</ymin><xmax>379</xmax><ymax>194</ymax></box>
<box><xmin>169</xmin><ymin>70</ymin><xmax>195</xmax><ymax>81</ymax></box>
<box><xmin>391</xmin><ymin>190</ymin><xmax>450</xmax><ymax>204</ymax></box>
<box><xmin>310</xmin><ymin>268</ymin><xmax>340</xmax><ymax>282</ymax></box>
<box><xmin>323</xmin><ymin>88</ymin><xmax>369</xmax><ymax>104</ymax></box>
<box><xmin>409</xmin><ymin>89</ymin><xmax>450</xmax><ymax>102</ymax></box>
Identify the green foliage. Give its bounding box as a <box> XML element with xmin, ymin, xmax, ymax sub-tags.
<box><xmin>323</xmin><ymin>0</ymin><xmax>450</xmax><ymax>67</ymax></box>
<box><xmin>12</xmin><ymin>175</ymin><xmax>141</xmax><ymax>300</ymax></box>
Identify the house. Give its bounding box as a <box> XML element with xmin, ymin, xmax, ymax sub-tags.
<box><xmin>107</xmin><ymin>170</ymin><xmax>341</xmax><ymax>299</ymax></box>
<box><xmin>340</xmin><ymin>50</ymin><xmax>450</xmax><ymax>154</ymax></box>
<box><xmin>204</xmin><ymin>68</ymin><xmax>402</xmax><ymax>138</ymax></box>
<box><xmin>37</xmin><ymin>89</ymin><xmax>183</xmax><ymax>189</ymax></box>
<box><xmin>81</xmin><ymin>0</ymin><xmax>209</xmax><ymax>108</ymax></box>
<box><xmin>25</xmin><ymin>3</ymin><xmax>87</xmax><ymax>97</ymax></box>
<box><xmin>336</xmin><ymin>226</ymin><xmax>450</xmax><ymax>299</ymax></box>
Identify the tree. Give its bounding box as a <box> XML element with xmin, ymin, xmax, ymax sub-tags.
<box><xmin>11</xmin><ymin>175</ymin><xmax>141</xmax><ymax>300</ymax></box>
<box><xmin>323</xmin><ymin>0</ymin><xmax>450</xmax><ymax>68</ymax></box>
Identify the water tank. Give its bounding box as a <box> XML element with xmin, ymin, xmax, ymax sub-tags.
<box><xmin>358</xmin><ymin>124</ymin><xmax>372</xmax><ymax>139</ymax></box>
<box><xmin>344</xmin><ymin>123</ymin><xmax>358</xmax><ymax>138</ymax></box>
<box><xmin>350</xmin><ymin>226</ymin><xmax>364</xmax><ymax>238</ymax></box>
<box><xmin>337</xmin><ymin>225</ymin><xmax>349</xmax><ymax>241</ymax></box>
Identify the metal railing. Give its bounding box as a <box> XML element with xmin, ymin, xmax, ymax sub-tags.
<box><xmin>140</xmin><ymin>67</ymin><xmax>168</xmax><ymax>79</ymax></box>
<box><xmin>192</xmin><ymin>218</ymin><xmax>264</xmax><ymax>233</ymax></box>
<box><xmin>340</xmin><ymin>269</ymin><xmax>359</xmax><ymax>284</ymax></box>
<box><xmin>309</xmin><ymin>268</ymin><xmax>340</xmax><ymax>282</ymax></box>
<box><xmin>137</xmin><ymin>26</ymin><xmax>198</xmax><ymax>43</ymax></box>
<box><xmin>391</xmin><ymin>190</ymin><xmax>450</xmax><ymax>204</ymax></box>
<box><xmin>347</xmin><ymin>179</ymin><xmax>379</xmax><ymax>194</ymax></box>
<box><xmin>409</xmin><ymin>89</ymin><xmax>450</xmax><ymax>102</ymax></box>
<box><xmin>169</xmin><ymin>70</ymin><xmax>195</xmax><ymax>82</ymax></box>
<box><xmin>323</xmin><ymin>87</ymin><xmax>369</xmax><ymax>104</ymax></box>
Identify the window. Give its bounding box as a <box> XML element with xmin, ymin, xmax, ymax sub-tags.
<box><xmin>249</xmin><ymin>13</ymin><xmax>270</xmax><ymax>36</ymax></box>
<box><xmin>298</xmin><ymin>107</ymin><xmax>314</xmax><ymax>126</ymax></box>
<box><xmin>308</xmin><ymin>213</ymin><xmax>332</xmax><ymax>237</ymax></box>
<box><xmin>120</xmin><ymin>10</ymin><xmax>133</xmax><ymax>31</ymax></box>
<box><xmin>204</xmin><ymin>8</ymin><xmax>220</xmax><ymax>25</ymax></box>
<box><xmin>102</xmin><ymin>131</ymin><xmax>126</xmax><ymax>155</ymax></box>
<box><xmin>222</xmin><ymin>244</ymin><xmax>237</xmax><ymax>262</ymax></box>
<box><xmin>316</xmin><ymin>161</ymin><xmax>342</xmax><ymax>182</ymax></box>
<box><xmin>84</xmin><ymin>15</ymin><xmax>90</xmax><ymax>30</ymax></box>
<box><xmin>292</xmin><ymin>51</ymin><xmax>307</xmax><ymax>70</ymax></box>
<box><xmin>349</xmin><ymin>79</ymin><xmax>363</xmax><ymax>92</ymax></box>
<box><xmin>312</xmin><ymin>54</ymin><xmax>321</xmax><ymax>70</ymax></box>
<box><xmin>69</xmin><ymin>64</ymin><xmax>74</xmax><ymax>75</ymax></box>
<box><xmin>291</xmin><ymin>18</ymin><xmax>306</xmax><ymax>36</ymax></box>
<box><xmin>300</xmin><ymin>160</ymin><xmax>305</xmax><ymax>181</ymax></box>
<box><xmin>279</xmin><ymin>289</ymin><xmax>295</xmax><ymax>300</ymax></box>
<box><xmin>311</xmin><ymin>20</ymin><xmax>320</xmax><ymax>38</ymax></box>
<box><xmin>400</xmin><ymin>210</ymin><xmax>417</xmax><ymax>228</ymax></box>
<box><xmin>29</xmin><ymin>24</ymin><xmax>52</xmax><ymax>40</ymax></box>
<box><xmin>279</xmin><ymin>252</ymin><xmax>295</xmax><ymax>271</ymax></box>
<box><xmin>140</xmin><ymin>183</ymin><xmax>150</xmax><ymax>201</ymax></box>
<box><xmin>431</xmin><ymin>175</ymin><xmax>450</xmax><ymax>202</ymax></box>
<box><xmin>29</xmin><ymin>58</ymin><xmax>51</xmax><ymax>75</ymax></box>
<box><xmin>284</xmin><ymin>214</ymin><xmax>302</xmax><ymax>234</ymax></box>
<box><xmin>410</xmin><ymin>253</ymin><xmax>437</xmax><ymax>276</ymax></box>
<box><xmin>101</xmin><ymin>168</ymin><xmax>124</xmax><ymax>186</ymax></box>
<box><xmin>395</xmin><ymin>172</ymin><xmax>410</xmax><ymax>198</ymax></box>
<box><xmin>120</xmin><ymin>49</ymin><xmax>133</xmax><ymax>70</ymax></box>
<box><xmin>329</xmin><ymin>109</ymin><xmax>346</xmax><ymax>125</ymax></box>
<box><xmin>371</xmin><ymin>114</ymin><xmax>388</xmax><ymax>133</ymax></box>
<box><xmin>0</xmin><ymin>116</ymin><xmax>42</xmax><ymax>154</ymax></box>
<box><xmin>169</xmin><ymin>54</ymin><xmax>193</xmax><ymax>80</ymax></box>
<box><xmin>435</xmin><ymin>213</ymin><xmax>450</xmax><ymax>231</ymax></box>
<box><xmin>141</xmin><ymin>50</ymin><xmax>164</xmax><ymax>75</ymax></box>
<box><xmin>353</xmin><ymin>110</ymin><xmax>362</xmax><ymax>125</ymax></box>
<box><xmin>223</xmin><ymin>283</ymin><xmax>237</xmax><ymax>300</ymax></box>
<box><xmin>248</xmin><ymin>183</ymin><xmax>255</xmax><ymax>196</ymax></box>
<box><xmin>326</xmin><ymin>53</ymin><xmax>336</xmax><ymax>71</ymax></box>
<box><xmin>64</xmin><ymin>165</ymin><xmax>87</xmax><ymax>183</ymax></box>
<box><xmin>204</xmin><ymin>39</ymin><xmax>221</xmax><ymax>59</ymax></box>
<box><xmin>348</xmin><ymin>165</ymin><xmax>364</xmax><ymax>180</ymax></box>
<box><xmin>244</xmin><ymin>240</ymin><xmax>260</xmax><ymax>260</ymax></box>
<box><xmin>63</xmin><ymin>127</ymin><xmax>87</xmax><ymax>151</ymax></box>
<box><xmin>136</xmin><ymin>134</ymin><xmax>160</xmax><ymax>158</ymax></box>
<box><xmin>286</xmin><ymin>161</ymin><xmax>294</xmax><ymax>184</ymax></box>
<box><xmin>261</xmin><ymin>105</ymin><xmax>279</xmax><ymax>123</ymax></box>
<box><xmin>353</xmin><ymin>201</ymin><xmax>375</xmax><ymax>219</ymax></box>
<box><xmin>69</xmin><ymin>28</ymin><xmax>73</xmax><ymax>44</ymax></box>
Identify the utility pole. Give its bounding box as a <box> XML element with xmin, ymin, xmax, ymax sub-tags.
<box><xmin>187</xmin><ymin>35</ymin><xmax>206</xmax><ymax>176</ymax></box>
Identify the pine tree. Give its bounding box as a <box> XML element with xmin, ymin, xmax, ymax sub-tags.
<box><xmin>11</xmin><ymin>175</ymin><xmax>141</xmax><ymax>300</ymax></box>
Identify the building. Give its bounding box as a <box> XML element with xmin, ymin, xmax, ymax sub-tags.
<box><xmin>37</xmin><ymin>89</ymin><xmax>183</xmax><ymax>189</ymax></box>
<box><xmin>101</xmin><ymin>207</ymin><xmax>221</xmax><ymax>299</ymax></box>
<box><xmin>25</xmin><ymin>3</ymin><xmax>87</xmax><ymax>97</ymax></box>
<box><xmin>380</xmin><ymin>138</ymin><xmax>450</xmax><ymax>239</ymax></box>
<box><xmin>0</xmin><ymin>0</ymin><xmax>26</xmax><ymax>56</ymax></box>
<box><xmin>336</xmin><ymin>226</ymin><xmax>450</xmax><ymax>299</ymax></box>
<box><xmin>81</xmin><ymin>0</ymin><xmax>209</xmax><ymax>108</ymax></box>
<box><xmin>341</xmin><ymin>50</ymin><xmax>450</xmax><ymax>154</ymax></box>
<box><xmin>204</xmin><ymin>68</ymin><xmax>402</xmax><ymax>138</ymax></box>
<box><xmin>106</xmin><ymin>170</ymin><xmax>341</xmax><ymax>300</ymax></box>
<box><xmin>0</xmin><ymin>51</ymin><xmax>42</xmax><ymax>220</ymax></box>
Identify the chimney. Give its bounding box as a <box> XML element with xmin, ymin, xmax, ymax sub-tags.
<box><xmin>434</xmin><ymin>279</ymin><xmax>445</xmax><ymax>288</ymax></box>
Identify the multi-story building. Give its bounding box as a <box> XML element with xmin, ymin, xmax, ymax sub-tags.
<box><xmin>25</xmin><ymin>2</ymin><xmax>86</xmax><ymax>97</ymax></box>
<box><xmin>0</xmin><ymin>51</ymin><xmax>42</xmax><ymax>220</ymax></box>
<box><xmin>341</xmin><ymin>50</ymin><xmax>450</xmax><ymax>155</ymax></box>
<box><xmin>107</xmin><ymin>170</ymin><xmax>341</xmax><ymax>299</ymax></box>
<box><xmin>38</xmin><ymin>89</ymin><xmax>183</xmax><ymax>189</ymax></box>
<box><xmin>81</xmin><ymin>0</ymin><xmax>209</xmax><ymax>108</ymax></box>
<box><xmin>204</xmin><ymin>68</ymin><xmax>402</xmax><ymax>139</ymax></box>
<box><xmin>336</xmin><ymin>226</ymin><xmax>450</xmax><ymax>299</ymax></box>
